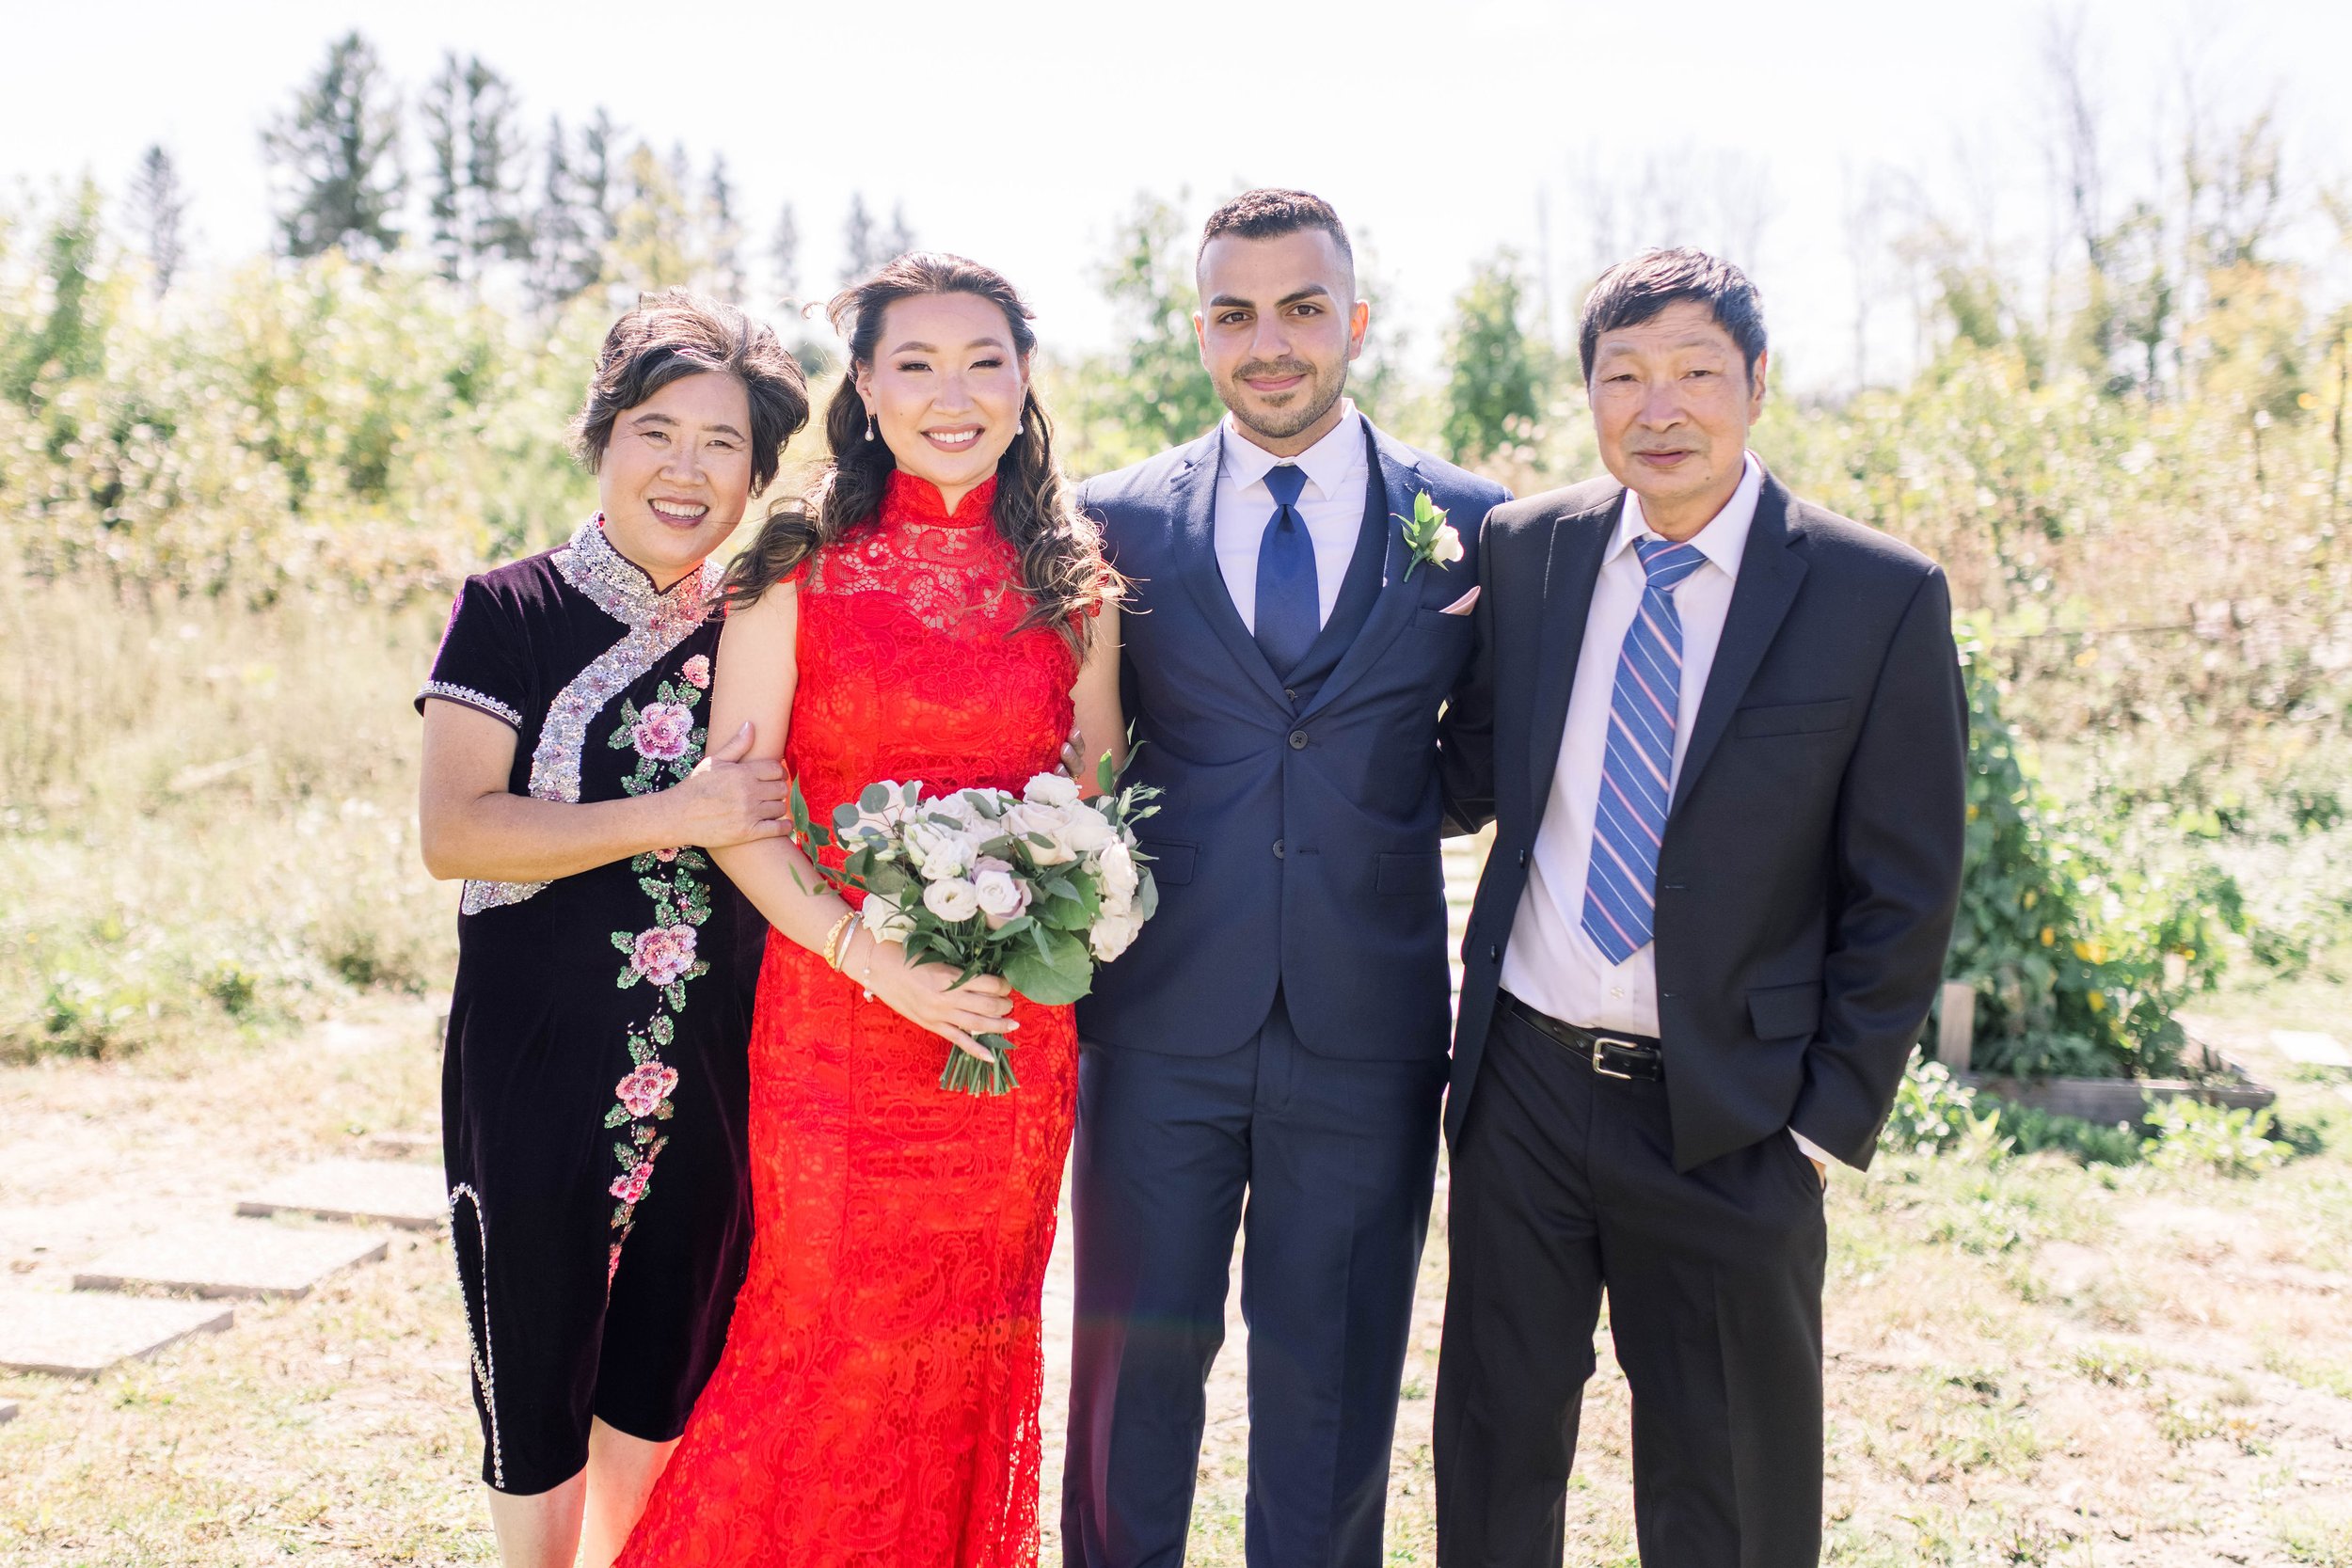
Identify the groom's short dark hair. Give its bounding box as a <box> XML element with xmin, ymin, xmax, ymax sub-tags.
<box><xmin>1198</xmin><ymin>188</ymin><xmax>1354</xmax><ymax>277</ymax></box>
<box><xmin>1579</xmin><ymin>248</ymin><xmax>1767</xmax><ymax>387</ymax></box>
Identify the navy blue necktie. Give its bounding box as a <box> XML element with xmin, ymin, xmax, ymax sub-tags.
<box><xmin>1253</xmin><ymin>464</ymin><xmax>1318</xmax><ymax>675</ymax></box>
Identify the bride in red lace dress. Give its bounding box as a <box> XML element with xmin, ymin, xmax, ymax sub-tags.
<box><xmin>615</xmin><ymin>256</ymin><xmax>1122</xmax><ymax>1567</ymax></box>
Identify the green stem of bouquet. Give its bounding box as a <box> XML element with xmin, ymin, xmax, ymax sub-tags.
<box><xmin>940</xmin><ymin>1031</ymin><xmax>1020</xmax><ymax>1097</ymax></box>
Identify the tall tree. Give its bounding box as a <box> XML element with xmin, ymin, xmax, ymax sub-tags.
<box><xmin>1090</xmin><ymin>193</ymin><xmax>1224</xmax><ymax>451</ymax></box>
<box><xmin>4</xmin><ymin>180</ymin><xmax>106</xmax><ymax>403</ymax></box>
<box><xmin>770</xmin><ymin>199</ymin><xmax>801</xmax><ymax>301</ymax></box>
<box><xmin>577</xmin><ymin>109</ymin><xmax>622</xmax><ymax>251</ymax></box>
<box><xmin>1441</xmin><ymin>251</ymin><xmax>1546</xmax><ymax>466</ymax></box>
<box><xmin>261</xmin><ymin>31</ymin><xmax>405</xmax><ymax>260</ymax></box>
<box><xmin>420</xmin><ymin>53</ymin><xmax>529</xmax><ymax>283</ymax></box>
<box><xmin>126</xmin><ymin>144</ymin><xmax>189</xmax><ymax>297</ymax></box>
<box><xmin>840</xmin><ymin>192</ymin><xmax>879</xmax><ymax>283</ymax></box>
<box><xmin>706</xmin><ymin>154</ymin><xmax>745</xmax><ymax>302</ymax></box>
<box><xmin>528</xmin><ymin>113</ymin><xmax>595</xmax><ymax>308</ymax></box>
<box><xmin>882</xmin><ymin>201</ymin><xmax>917</xmax><ymax>262</ymax></box>
<box><xmin>611</xmin><ymin>142</ymin><xmax>696</xmax><ymax>289</ymax></box>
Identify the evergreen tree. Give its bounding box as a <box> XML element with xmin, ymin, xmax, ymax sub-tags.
<box><xmin>126</xmin><ymin>144</ymin><xmax>189</xmax><ymax>297</ymax></box>
<box><xmin>3</xmin><ymin>179</ymin><xmax>106</xmax><ymax>403</ymax></box>
<box><xmin>1440</xmin><ymin>251</ymin><xmax>1546</xmax><ymax>465</ymax></box>
<box><xmin>706</xmin><ymin>154</ymin><xmax>745</xmax><ymax>302</ymax></box>
<box><xmin>578</xmin><ymin>109</ymin><xmax>622</xmax><ymax>251</ymax></box>
<box><xmin>528</xmin><ymin>113</ymin><xmax>594</xmax><ymax>309</ymax></box>
<box><xmin>770</xmin><ymin>199</ymin><xmax>801</xmax><ymax>301</ymax></box>
<box><xmin>612</xmin><ymin>142</ymin><xmax>695</xmax><ymax>289</ymax></box>
<box><xmin>420</xmin><ymin>53</ymin><xmax>528</xmax><ymax>283</ymax></box>
<box><xmin>882</xmin><ymin>201</ymin><xmax>917</xmax><ymax>262</ymax></box>
<box><xmin>840</xmin><ymin>192</ymin><xmax>879</xmax><ymax>283</ymax></box>
<box><xmin>261</xmin><ymin>31</ymin><xmax>405</xmax><ymax>260</ymax></box>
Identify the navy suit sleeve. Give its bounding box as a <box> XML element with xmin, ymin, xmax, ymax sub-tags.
<box><xmin>1437</xmin><ymin>500</ymin><xmax>1505</xmax><ymax>834</ymax></box>
<box><xmin>1793</xmin><ymin>566</ymin><xmax>1968</xmax><ymax>1166</ymax></box>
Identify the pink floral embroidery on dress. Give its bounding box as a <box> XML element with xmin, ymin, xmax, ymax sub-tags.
<box><xmin>628</xmin><ymin>925</ymin><xmax>699</xmax><ymax>988</ymax></box>
<box><xmin>617</xmin><ymin>1061</ymin><xmax>680</xmax><ymax>1119</ymax></box>
<box><xmin>680</xmin><ymin>654</ymin><xmax>711</xmax><ymax>689</ymax></box>
<box><xmin>632</xmin><ymin>702</ymin><xmax>695</xmax><ymax>761</ymax></box>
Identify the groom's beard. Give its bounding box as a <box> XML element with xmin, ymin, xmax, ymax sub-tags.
<box><xmin>1222</xmin><ymin>356</ymin><xmax>1346</xmax><ymax>443</ymax></box>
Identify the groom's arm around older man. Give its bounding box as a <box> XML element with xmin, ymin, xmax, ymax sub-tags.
<box><xmin>1432</xmin><ymin>248</ymin><xmax>1967</xmax><ymax>1568</ymax></box>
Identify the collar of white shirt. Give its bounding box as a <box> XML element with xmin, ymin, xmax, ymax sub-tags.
<box><xmin>1612</xmin><ymin>451</ymin><xmax>1766</xmax><ymax>578</ymax></box>
<box><xmin>1217</xmin><ymin>398</ymin><xmax>1366</xmax><ymax>501</ymax></box>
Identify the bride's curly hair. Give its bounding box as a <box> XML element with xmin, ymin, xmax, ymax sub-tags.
<box><xmin>726</xmin><ymin>252</ymin><xmax>1113</xmax><ymax>655</ymax></box>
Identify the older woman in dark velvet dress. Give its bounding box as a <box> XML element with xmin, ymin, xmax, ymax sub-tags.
<box><xmin>415</xmin><ymin>290</ymin><xmax>806</xmax><ymax>1568</ymax></box>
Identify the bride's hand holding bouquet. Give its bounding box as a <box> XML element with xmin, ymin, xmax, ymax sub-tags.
<box><xmin>794</xmin><ymin>757</ymin><xmax>1161</xmax><ymax>1094</ymax></box>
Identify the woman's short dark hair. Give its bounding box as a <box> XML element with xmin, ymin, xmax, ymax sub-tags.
<box><xmin>1197</xmin><ymin>188</ymin><xmax>1354</xmax><ymax>279</ymax></box>
<box><xmin>1578</xmin><ymin>248</ymin><xmax>1767</xmax><ymax>387</ymax></box>
<box><xmin>571</xmin><ymin>288</ymin><xmax>809</xmax><ymax>496</ymax></box>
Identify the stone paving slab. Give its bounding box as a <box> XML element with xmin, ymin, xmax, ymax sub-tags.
<box><xmin>362</xmin><ymin>1131</ymin><xmax>439</xmax><ymax>1162</ymax></box>
<box><xmin>235</xmin><ymin>1160</ymin><xmax>445</xmax><ymax>1232</ymax></box>
<box><xmin>2273</xmin><ymin>1029</ymin><xmax>2351</xmax><ymax>1068</ymax></box>
<box><xmin>73</xmin><ymin>1220</ymin><xmax>390</xmax><ymax>1301</ymax></box>
<box><xmin>0</xmin><ymin>1290</ymin><xmax>233</xmax><ymax>1377</ymax></box>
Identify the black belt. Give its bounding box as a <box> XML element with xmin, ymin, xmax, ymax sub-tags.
<box><xmin>1499</xmin><ymin>992</ymin><xmax>1664</xmax><ymax>1081</ymax></box>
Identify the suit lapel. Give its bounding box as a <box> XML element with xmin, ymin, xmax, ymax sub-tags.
<box><xmin>1525</xmin><ymin>497</ymin><xmax>1617</xmax><ymax>816</ymax></box>
<box><xmin>1170</xmin><ymin>434</ymin><xmax>1290</xmax><ymax>709</ymax></box>
<box><xmin>1298</xmin><ymin>429</ymin><xmax>1422</xmax><ymax>719</ymax></box>
<box><xmin>1669</xmin><ymin>478</ymin><xmax>1808</xmax><ymax>816</ymax></box>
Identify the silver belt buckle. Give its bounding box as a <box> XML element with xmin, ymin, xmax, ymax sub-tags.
<box><xmin>1589</xmin><ymin>1035</ymin><xmax>1642</xmax><ymax>1079</ymax></box>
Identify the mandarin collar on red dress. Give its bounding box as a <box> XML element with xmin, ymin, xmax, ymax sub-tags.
<box><xmin>882</xmin><ymin>468</ymin><xmax>997</xmax><ymax>530</ymax></box>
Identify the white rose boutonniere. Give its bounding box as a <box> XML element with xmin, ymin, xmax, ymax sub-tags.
<box><xmin>1397</xmin><ymin>491</ymin><xmax>1463</xmax><ymax>580</ymax></box>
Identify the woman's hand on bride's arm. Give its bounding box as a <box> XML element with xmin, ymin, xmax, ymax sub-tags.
<box><xmin>668</xmin><ymin>721</ymin><xmax>791</xmax><ymax>848</ymax></box>
<box><xmin>850</xmin><ymin>931</ymin><xmax>1016</xmax><ymax>1062</ymax></box>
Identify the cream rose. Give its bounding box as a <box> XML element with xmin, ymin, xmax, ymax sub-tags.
<box><xmin>1024</xmin><ymin>771</ymin><xmax>1082</xmax><ymax>809</ymax></box>
<box><xmin>972</xmin><ymin>864</ymin><xmax>1032</xmax><ymax>928</ymax></box>
<box><xmin>1089</xmin><ymin>908</ymin><xmax>1142</xmax><ymax>962</ymax></box>
<box><xmin>922</xmin><ymin>878</ymin><xmax>982</xmax><ymax>923</ymax></box>
<box><xmin>861</xmin><ymin>894</ymin><xmax>914</xmax><ymax>943</ymax></box>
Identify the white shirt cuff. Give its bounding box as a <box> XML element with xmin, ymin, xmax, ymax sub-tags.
<box><xmin>1789</xmin><ymin>1128</ymin><xmax>1836</xmax><ymax>1174</ymax></box>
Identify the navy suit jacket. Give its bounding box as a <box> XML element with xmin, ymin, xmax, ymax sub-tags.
<box><xmin>1438</xmin><ymin>469</ymin><xmax>1968</xmax><ymax>1169</ymax></box>
<box><xmin>1074</xmin><ymin>421</ymin><xmax>1509</xmax><ymax>1061</ymax></box>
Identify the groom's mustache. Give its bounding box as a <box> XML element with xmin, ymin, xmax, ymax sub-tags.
<box><xmin>1234</xmin><ymin>358</ymin><xmax>1316</xmax><ymax>384</ymax></box>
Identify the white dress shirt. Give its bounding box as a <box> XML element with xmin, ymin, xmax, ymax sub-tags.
<box><xmin>1214</xmin><ymin>400</ymin><xmax>1368</xmax><ymax>634</ymax></box>
<box><xmin>1498</xmin><ymin>453</ymin><xmax>1836</xmax><ymax>1172</ymax></box>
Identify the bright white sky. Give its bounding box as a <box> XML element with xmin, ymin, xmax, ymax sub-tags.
<box><xmin>5</xmin><ymin>0</ymin><xmax>2348</xmax><ymax>392</ymax></box>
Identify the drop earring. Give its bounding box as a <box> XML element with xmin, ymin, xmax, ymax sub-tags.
<box><xmin>864</xmin><ymin>412</ymin><xmax>877</xmax><ymax>443</ymax></box>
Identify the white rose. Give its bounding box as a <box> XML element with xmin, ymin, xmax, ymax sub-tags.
<box><xmin>922</xmin><ymin>878</ymin><xmax>981</xmax><ymax>923</ymax></box>
<box><xmin>973</xmin><ymin>866</ymin><xmax>1032</xmax><ymax>928</ymax></box>
<box><xmin>1005</xmin><ymin>802</ymin><xmax>1077</xmax><ymax>866</ymax></box>
<box><xmin>1061</xmin><ymin>805</ymin><xmax>1114</xmax><ymax>856</ymax></box>
<box><xmin>1430</xmin><ymin>523</ymin><xmax>1465</xmax><ymax>566</ymax></box>
<box><xmin>928</xmin><ymin>792</ymin><xmax>983</xmax><ymax>832</ymax></box>
<box><xmin>860</xmin><ymin>894</ymin><xmax>914</xmax><ymax>943</ymax></box>
<box><xmin>1089</xmin><ymin>908</ymin><xmax>1141</xmax><ymax>962</ymax></box>
<box><xmin>1096</xmin><ymin>838</ymin><xmax>1139</xmax><ymax>905</ymax></box>
<box><xmin>1024</xmin><ymin>771</ymin><xmax>1082</xmax><ymax>809</ymax></box>
<box><xmin>904</xmin><ymin>821</ymin><xmax>974</xmax><ymax>879</ymax></box>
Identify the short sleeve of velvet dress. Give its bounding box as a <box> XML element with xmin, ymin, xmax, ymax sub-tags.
<box><xmin>419</xmin><ymin>575</ymin><xmax>540</xmax><ymax>774</ymax></box>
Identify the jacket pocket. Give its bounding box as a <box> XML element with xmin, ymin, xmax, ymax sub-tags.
<box><xmin>1733</xmin><ymin>698</ymin><xmax>1851</xmax><ymax>738</ymax></box>
<box><xmin>1375</xmin><ymin>850</ymin><xmax>1445</xmax><ymax>895</ymax></box>
<box><xmin>1747</xmin><ymin>981</ymin><xmax>1823</xmax><ymax>1041</ymax></box>
<box><xmin>1137</xmin><ymin>839</ymin><xmax>1198</xmax><ymax>885</ymax></box>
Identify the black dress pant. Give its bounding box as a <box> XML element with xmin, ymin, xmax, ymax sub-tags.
<box><xmin>1063</xmin><ymin>990</ymin><xmax>1447</xmax><ymax>1568</ymax></box>
<box><xmin>1434</xmin><ymin>1005</ymin><xmax>1826</xmax><ymax>1568</ymax></box>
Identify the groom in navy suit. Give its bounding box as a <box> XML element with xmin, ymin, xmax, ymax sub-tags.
<box><xmin>1063</xmin><ymin>189</ymin><xmax>1507</xmax><ymax>1568</ymax></box>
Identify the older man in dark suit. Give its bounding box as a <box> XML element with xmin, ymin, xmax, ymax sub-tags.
<box><xmin>1433</xmin><ymin>248</ymin><xmax>1968</xmax><ymax>1566</ymax></box>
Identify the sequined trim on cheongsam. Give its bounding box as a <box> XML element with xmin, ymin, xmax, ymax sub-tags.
<box><xmin>418</xmin><ymin>681</ymin><xmax>523</xmax><ymax>729</ymax></box>
<box><xmin>448</xmin><ymin>1182</ymin><xmax>504</xmax><ymax>1489</ymax></box>
<box><xmin>460</xmin><ymin>521</ymin><xmax>723</xmax><ymax>915</ymax></box>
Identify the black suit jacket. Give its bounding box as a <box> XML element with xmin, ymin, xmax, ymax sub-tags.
<box><xmin>1438</xmin><ymin>467</ymin><xmax>1967</xmax><ymax>1171</ymax></box>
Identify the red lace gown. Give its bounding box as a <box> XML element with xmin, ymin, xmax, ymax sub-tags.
<box><xmin>618</xmin><ymin>471</ymin><xmax>1081</xmax><ymax>1568</ymax></box>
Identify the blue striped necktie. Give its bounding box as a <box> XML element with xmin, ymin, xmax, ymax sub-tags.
<box><xmin>1581</xmin><ymin>537</ymin><xmax>1708</xmax><ymax>964</ymax></box>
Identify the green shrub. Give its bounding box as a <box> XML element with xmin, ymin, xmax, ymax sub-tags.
<box><xmin>2141</xmin><ymin>1097</ymin><xmax>2294</xmax><ymax>1177</ymax></box>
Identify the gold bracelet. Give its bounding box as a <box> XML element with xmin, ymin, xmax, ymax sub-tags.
<box><xmin>820</xmin><ymin>911</ymin><xmax>856</xmax><ymax>971</ymax></box>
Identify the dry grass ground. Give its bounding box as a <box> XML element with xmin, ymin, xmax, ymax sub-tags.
<box><xmin>1</xmin><ymin>979</ymin><xmax>2348</xmax><ymax>1566</ymax></box>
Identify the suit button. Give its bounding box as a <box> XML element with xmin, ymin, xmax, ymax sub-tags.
<box><xmin>1284</xmin><ymin>688</ymin><xmax>1297</xmax><ymax>704</ymax></box>
<box><xmin>1273</xmin><ymin>839</ymin><xmax>1285</xmax><ymax>859</ymax></box>
<box><xmin>1289</xmin><ymin>730</ymin><xmax>1309</xmax><ymax>750</ymax></box>
<box><xmin>1516</xmin><ymin>848</ymin><xmax>1529</xmax><ymax>868</ymax></box>
<box><xmin>1486</xmin><ymin>944</ymin><xmax>1501</xmax><ymax>962</ymax></box>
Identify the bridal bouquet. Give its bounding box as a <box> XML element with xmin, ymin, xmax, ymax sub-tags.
<box><xmin>791</xmin><ymin>757</ymin><xmax>1161</xmax><ymax>1095</ymax></box>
